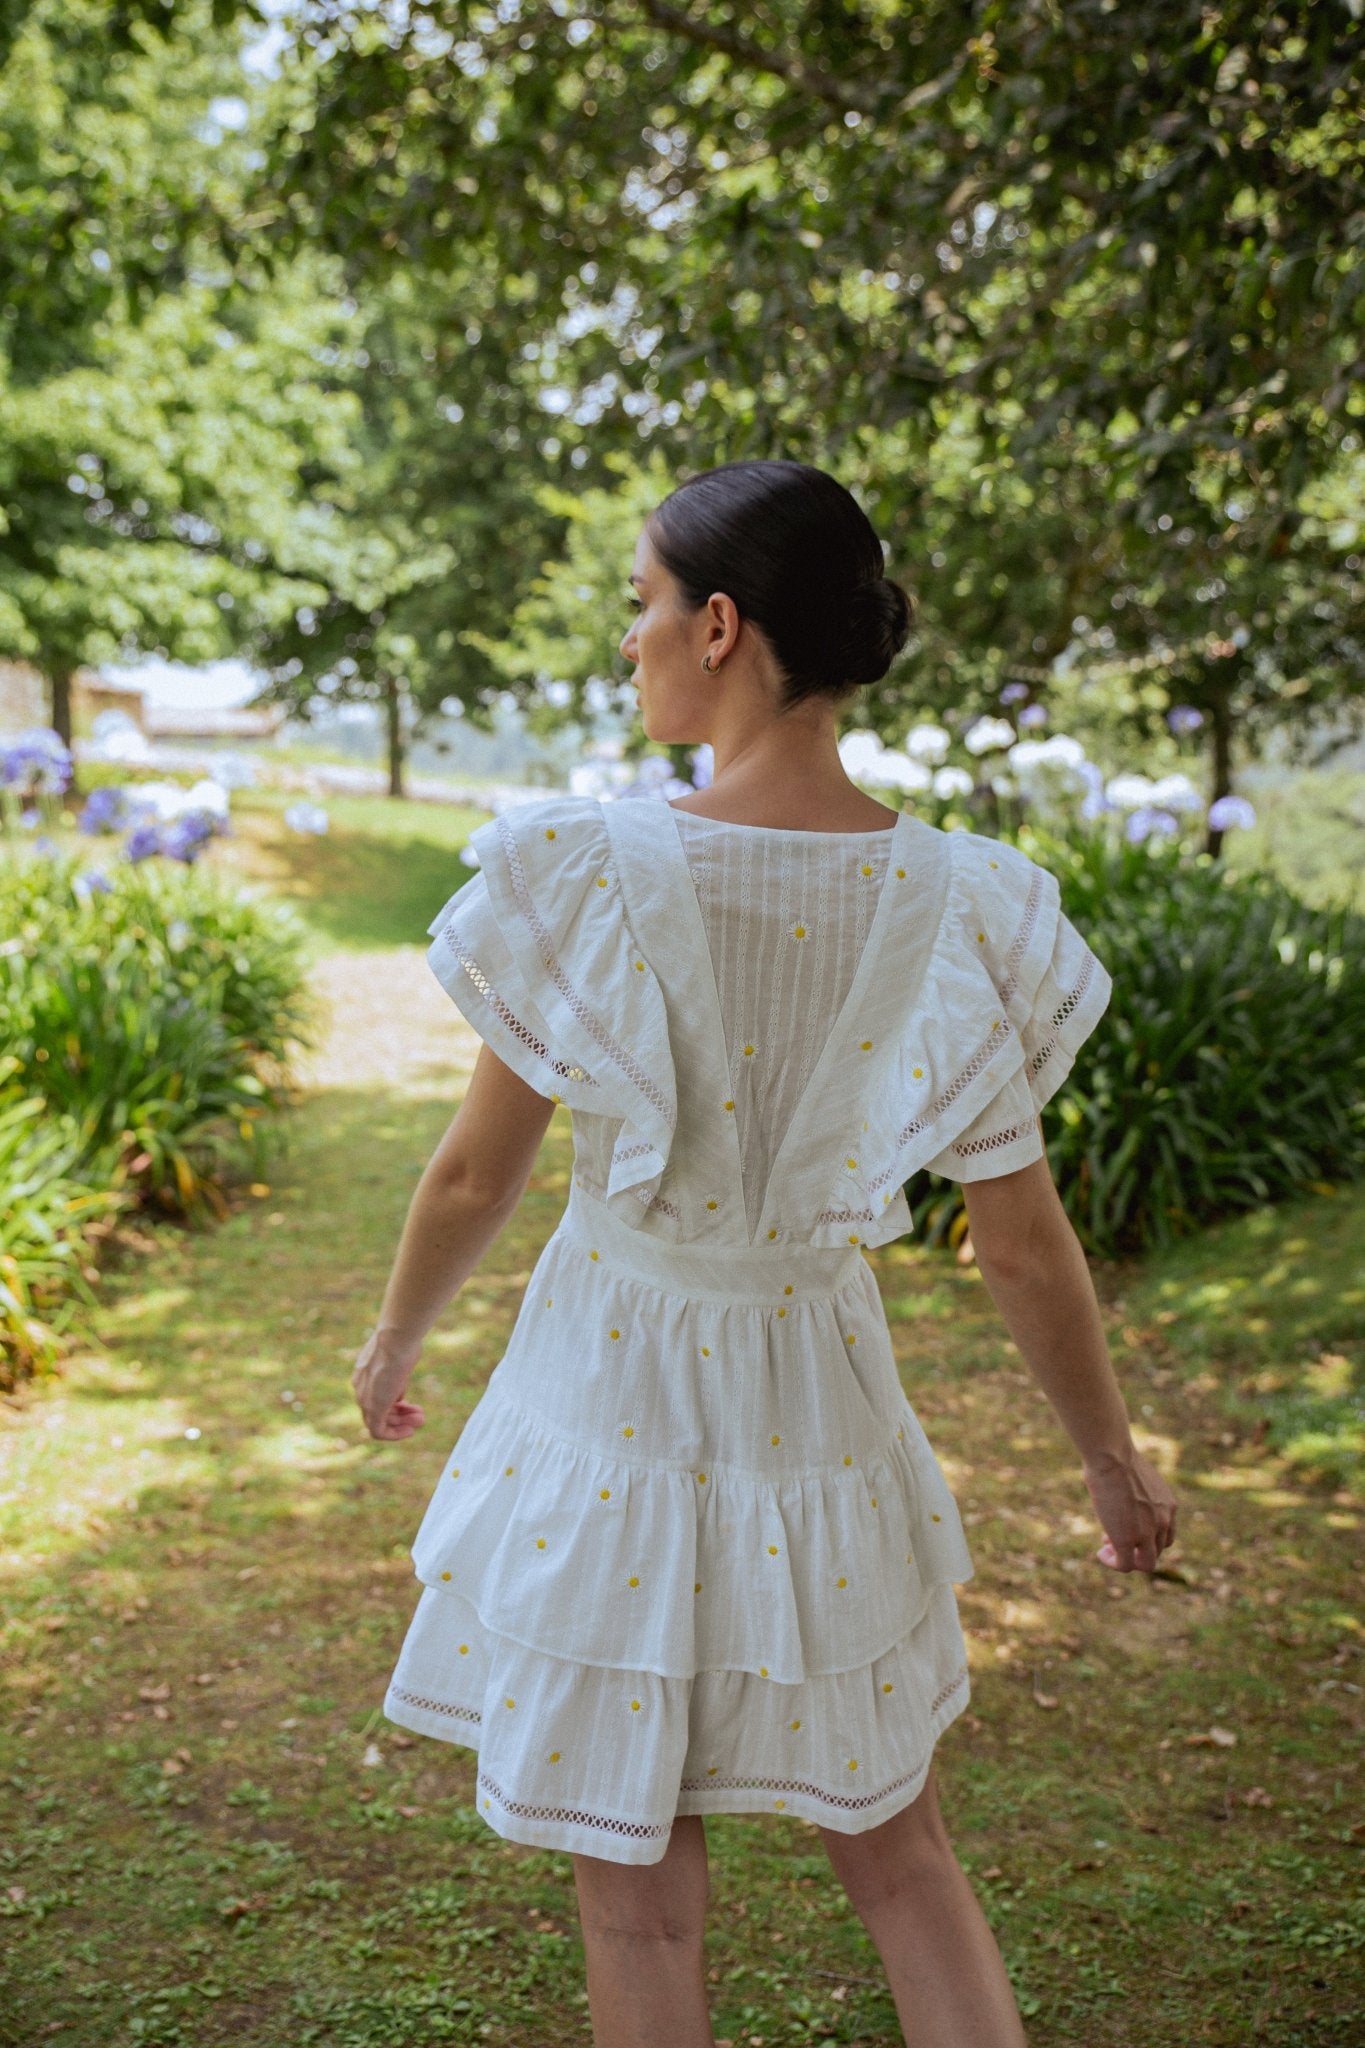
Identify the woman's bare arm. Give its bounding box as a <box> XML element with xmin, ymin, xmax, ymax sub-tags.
<box><xmin>961</xmin><ymin>1130</ymin><xmax>1178</xmax><ymax>1571</ymax></box>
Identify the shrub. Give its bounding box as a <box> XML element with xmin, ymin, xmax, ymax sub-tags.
<box><xmin>906</xmin><ymin>820</ymin><xmax>1365</xmax><ymax>1260</ymax></box>
<box><xmin>0</xmin><ymin>1081</ymin><xmax>129</xmax><ymax>1388</ymax></box>
<box><xmin>0</xmin><ymin>848</ymin><xmax>321</xmax><ymax>1381</ymax></box>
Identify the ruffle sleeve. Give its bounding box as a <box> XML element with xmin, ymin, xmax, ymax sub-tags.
<box><xmin>914</xmin><ymin>831</ymin><xmax>1113</xmax><ymax>1181</ymax></box>
<box><xmin>425</xmin><ymin>794</ymin><xmax>677</xmax><ymax>1206</ymax></box>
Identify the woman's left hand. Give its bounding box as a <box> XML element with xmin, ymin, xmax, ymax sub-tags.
<box><xmin>352</xmin><ymin>1330</ymin><xmax>427</xmax><ymax>1441</ymax></box>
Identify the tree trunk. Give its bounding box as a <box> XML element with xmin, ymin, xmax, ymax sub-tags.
<box><xmin>384</xmin><ymin>672</ymin><xmax>406</xmax><ymax>800</ymax></box>
<box><xmin>1204</xmin><ymin>683</ymin><xmax>1234</xmax><ymax>862</ymax></box>
<box><xmin>49</xmin><ymin>664</ymin><xmax>81</xmax><ymax>803</ymax></box>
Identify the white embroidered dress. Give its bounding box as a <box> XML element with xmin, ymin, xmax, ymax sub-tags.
<box><xmin>382</xmin><ymin>793</ymin><xmax>1113</xmax><ymax>1863</ymax></box>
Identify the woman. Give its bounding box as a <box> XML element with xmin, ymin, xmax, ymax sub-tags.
<box><xmin>352</xmin><ymin>459</ymin><xmax>1178</xmax><ymax>2048</ymax></box>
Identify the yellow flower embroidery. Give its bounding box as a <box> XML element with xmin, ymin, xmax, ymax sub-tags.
<box><xmin>843</xmin><ymin>1454</ymin><xmax>853</xmax><ymax>1466</ymax></box>
<box><xmin>759</xmin><ymin>1665</ymin><xmax>768</xmax><ymax>1677</ymax></box>
<box><xmin>627</xmin><ymin>1575</ymin><xmax>640</xmax><ymax>1587</ymax></box>
<box><xmin>932</xmin><ymin>1511</ymin><xmax>942</xmax><ymax>1521</ymax></box>
<box><xmin>622</xmin><ymin>1425</ymin><xmax>634</xmax><ymax>1438</ymax></box>
<box><xmin>859</xmin><ymin>1039</ymin><xmax>873</xmax><ymax>1051</ymax></box>
<box><xmin>767</xmin><ymin>1544</ymin><xmax>779</xmax><ymax>1556</ymax></box>
<box><xmin>723</xmin><ymin>1099</ymin><xmax>735</xmax><ymax>1112</ymax></box>
<box><xmin>697</xmin><ymin>1471</ymin><xmax>707</xmax><ymax>1484</ymax></box>
<box><xmin>546</xmin><ymin>1296</ymin><xmax>553</xmax><ymax>1308</ymax></box>
<box><xmin>630</xmin><ymin>1699</ymin><xmax>641</xmax><ymax>1711</ymax></box>
<box><xmin>776</xmin><ymin>1307</ymin><xmax>786</xmax><ymax>1318</ymax></box>
<box><xmin>504</xmin><ymin>1465</ymin><xmax>515</xmax><ymax>1476</ymax></box>
<box><xmin>707</xmin><ymin>1765</ymin><xmax>718</xmax><ymax>1776</ymax></box>
<box><xmin>441</xmin><ymin>1570</ymin><xmax>452</xmax><ymax>1581</ymax></box>
<box><xmin>790</xmin><ymin>1718</ymin><xmax>801</xmax><ymax>1730</ymax></box>
<box><xmin>848</xmin><ymin>1759</ymin><xmax>859</xmax><ymax>1772</ymax></box>
<box><xmin>694</xmin><ymin>1581</ymin><xmax>702</xmax><ymax>1593</ymax></box>
<box><xmin>549</xmin><ymin>1750</ymin><xmax>561</xmax><ymax>1761</ymax></box>
<box><xmin>846</xmin><ymin>1156</ymin><xmax>857</xmax><ymax>1168</ymax></box>
<box><xmin>897</xmin><ymin>1426</ymin><xmax>905</xmax><ymax>1440</ymax></box>
<box><xmin>793</xmin><ymin>924</ymin><xmax>807</xmax><ymax>939</ymax></box>
<box><xmin>767</xmin><ymin>1228</ymin><xmax>778</xmax><ymax>1240</ymax></box>
<box><xmin>544</xmin><ymin>828</ymin><xmax>556</xmax><ymax>840</ymax></box>
<box><xmin>608</xmin><ymin>1327</ymin><xmax>621</xmax><ymax>1340</ymax></box>
<box><xmin>535</xmin><ymin>1538</ymin><xmax>546</xmax><ymax>1550</ymax></box>
<box><xmin>634</xmin><ymin>960</ymin><xmax>644</xmax><ymax>972</ymax></box>
<box><xmin>550</xmin><ymin>1093</ymin><xmax>561</xmax><ymax>1105</ymax></box>
<box><xmin>896</xmin><ymin>866</ymin><xmax>906</xmax><ymax>878</ymax></box>
<box><xmin>596</xmin><ymin>875</ymin><xmax>607</xmax><ymax>887</ymax></box>
<box><xmin>589</xmin><ymin>1249</ymin><xmax>599</xmax><ymax>1260</ymax></box>
<box><xmin>783</xmin><ymin>1284</ymin><xmax>793</xmax><ymax>1295</ymax></box>
<box><xmin>706</xmin><ymin>1199</ymin><xmax>718</xmax><ymax>1210</ymax></box>
<box><xmin>846</xmin><ymin>1333</ymin><xmax>857</xmax><ymax>1346</ymax></box>
<box><xmin>743</xmin><ymin>1043</ymin><xmax>755</xmax><ymax>1056</ymax></box>
<box><xmin>701</xmin><ymin>1346</ymin><xmax>710</xmax><ymax>1357</ymax></box>
<box><xmin>848</xmin><ymin>1235</ymin><xmax>860</xmax><ymax>1245</ymax></box>
<box><xmin>860</xmin><ymin>863</ymin><xmax>873</xmax><ymax>876</ymax></box>
<box><xmin>989</xmin><ymin>858</ymin><xmax>999</xmax><ymax>868</ymax></box>
<box><xmin>450</xmin><ymin>1467</ymin><xmax>460</xmax><ymax>1479</ymax></box>
<box><xmin>835</xmin><ymin>1576</ymin><xmax>847</xmax><ymax>1589</ymax></box>
<box><xmin>600</xmin><ymin>1488</ymin><xmax>611</xmax><ymax>1500</ymax></box>
<box><xmin>774</xmin><ymin>1798</ymin><xmax>785</xmax><ymax>1810</ymax></box>
<box><xmin>458</xmin><ymin>1643</ymin><xmax>469</xmax><ymax>1655</ymax></box>
<box><xmin>870</xmin><ymin>1496</ymin><xmax>879</xmax><ymax>1508</ymax></box>
<box><xmin>883</xmin><ymin>1682</ymin><xmax>895</xmax><ymax>1694</ymax></box>
<box><xmin>505</xmin><ymin>1697</ymin><xmax>516</xmax><ymax>1709</ymax></box>
<box><xmin>977</xmin><ymin>931</ymin><xmax>986</xmax><ymax>943</ymax></box>
<box><xmin>771</xmin><ymin>1434</ymin><xmax>781</xmax><ymax>1446</ymax></box>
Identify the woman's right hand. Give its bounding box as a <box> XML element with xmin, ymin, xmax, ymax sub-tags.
<box><xmin>1082</xmin><ymin>1445</ymin><xmax>1178</xmax><ymax>1572</ymax></box>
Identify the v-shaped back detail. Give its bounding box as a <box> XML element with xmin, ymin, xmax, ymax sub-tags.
<box><xmin>601</xmin><ymin>797</ymin><xmax>938</xmax><ymax>1243</ymax></box>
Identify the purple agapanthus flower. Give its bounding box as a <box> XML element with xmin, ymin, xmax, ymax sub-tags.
<box><xmin>1207</xmin><ymin>794</ymin><xmax>1256</xmax><ymax>831</ymax></box>
<box><xmin>73</xmin><ymin>867</ymin><xmax>113</xmax><ymax>902</ymax></box>
<box><xmin>79</xmin><ymin>786</ymin><xmax>130</xmax><ymax>834</ymax></box>
<box><xmin>1125</xmin><ymin>806</ymin><xmax>1182</xmax><ymax>843</ymax></box>
<box><xmin>1166</xmin><ymin>704</ymin><xmax>1205</xmax><ymax>736</ymax></box>
<box><xmin>124</xmin><ymin>822</ymin><xmax>164</xmax><ymax>863</ymax></box>
<box><xmin>999</xmin><ymin>682</ymin><xmax>1030</xmax><ymax>705</ymax></box>
<box><xmin>2</xmin><ymin>727</ymin><xmax>73</xmax><ymax>795</ymax></box>
<box><xmin>161</xmin><ymin>814</ymin><xmax>213</xmax><ymax>863</ymax></box>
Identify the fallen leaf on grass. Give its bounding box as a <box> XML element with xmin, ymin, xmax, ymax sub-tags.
<box><xmin>1184</xmin><ymin>1727</ymin><xmax>1237</xmax><ymax>1747</ymax></box>
<box><xmin>1241</xmin><ymin>1786</ymin><xmax>1274</xmax><ymax>1807</ymax></box>
<box><xmin>396</xmin><ymin>1804</ymin><xmax>422</xmax><ymax>1817</ymax></box>
<box><xmin>139</xmin><ymin>1683</ymin><xmax>171</xmax><ymax>1702</ymax></box>
<box><xmin>388</xmin><ymin>1732</ymin><xmax>415</xmax><ymax>1748</ymax></box>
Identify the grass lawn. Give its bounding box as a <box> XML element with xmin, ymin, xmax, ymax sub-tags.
<box><xmin>1</xmin><ymin>790</ymin><xmax>1361</xmax><ymax>2047</ymax></box>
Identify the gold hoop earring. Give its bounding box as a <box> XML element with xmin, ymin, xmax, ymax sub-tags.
<box><xmin>700</xmin><ymin>654</ymin><xmax>717</xmax><ymax>673</ymax></box>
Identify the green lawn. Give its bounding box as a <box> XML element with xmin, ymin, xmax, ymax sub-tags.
<box><xmin>1</xmin><ymin>790</ymin><xmax>1361</xmax><ymax>2047</ymax></box>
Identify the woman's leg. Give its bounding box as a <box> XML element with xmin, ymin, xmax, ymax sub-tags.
<box><xmin>571</xmin><ymin>1814</ymin><xmax>714</xmax><ymax>2048</ymax></box>
<box><xmin>816</xmin><ymin>1762</ymin><xmax>1029</xmax><ymax>2048</ymax></box>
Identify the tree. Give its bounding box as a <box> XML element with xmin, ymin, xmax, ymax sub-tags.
<box><xmin>251</xmin><ymin>0</ymin><xmax>1364</xmax><ymax>808</ymax></box>
<box><xmin>0</xmin><ymin>0</ymin><xmax>354</xmax><ymax>765</ymax></box>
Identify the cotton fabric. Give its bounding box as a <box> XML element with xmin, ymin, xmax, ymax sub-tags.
<box><xmin>382</xmin><ymin>793</ymin><xmax>1113</xmax><ymax>1862</ymax></box>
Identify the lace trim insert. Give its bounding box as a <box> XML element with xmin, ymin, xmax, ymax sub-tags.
<box><xmin>1026</xmin><ymin>948</ymin><xmax>1099</xmax><ymax>1084</ymax></box>
<box><xmin>387</xmin><ymin>1664</ymin><xmax>969</xmax><ymax>1838</ymax></box>
<box><xmin>439</xmin><ymin>920</ymin><xmax>596</xmax><ymax>1087</ymax></box>
<box><xmin>389</xmin><ymin>1685</ymin><xmax>481</xmax><ymax>1728</ymax></box>
<box><xmin>495</xmin><ymin>813</ymin><xmax>676</xmax><ymax>1127</ymax></box>
<box><xmin>952</xmin><ymin>1116</ymin><xmax>1038</xmax><ymax>1160</ymax></box>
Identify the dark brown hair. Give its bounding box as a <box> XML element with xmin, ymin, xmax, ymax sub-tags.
<box><xmin>645</xmin><ymin>458</ymin><xmax>915</xmax><ymax>710</ymax></box>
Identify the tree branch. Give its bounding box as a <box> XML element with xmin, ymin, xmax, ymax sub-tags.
<box><xmin>634</xmin><ymin>0</ymin><xmax>880</xmax><ymax>116</ymax></box>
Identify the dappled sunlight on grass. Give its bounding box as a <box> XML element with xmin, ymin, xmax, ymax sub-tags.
<box><xmin>4</xmin><ymin>792</ymin><xmax>1362</xmax><ymax>2046</ymax></box>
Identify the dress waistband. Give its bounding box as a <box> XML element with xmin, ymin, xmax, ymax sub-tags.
<box><xmin>553</xmin><ymin>1179</ymin><xmax>868</xmax><ymax>1305</ymax></box>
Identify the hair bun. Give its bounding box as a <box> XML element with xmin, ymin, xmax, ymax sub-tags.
<box><xmin>824</xmin><ymin>576</ymin><xmax>915</xmax><ymax>687</ymax></box>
